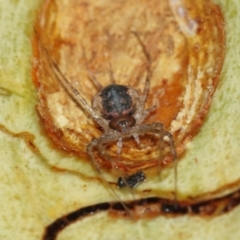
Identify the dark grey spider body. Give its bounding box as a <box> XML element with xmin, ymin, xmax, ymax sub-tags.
<box><xmin>100</xmin><ymin>84</ymin><xmax>134</xmax><ymax>118</ymax></box>
<box><xmin>99</xmin><ymin>84</ymin><xmax>136</xmax><ymax>132</ymax></box>
<box><xmin>43</xmin><ymin>31</ymin><xmax>177</xmax><ymax>190</ymax></box>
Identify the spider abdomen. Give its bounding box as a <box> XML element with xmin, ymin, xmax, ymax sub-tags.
<box><xmin>100</xmin><ymin>84</ymin><xmax>135</xmax><ymax>119</ymax></box>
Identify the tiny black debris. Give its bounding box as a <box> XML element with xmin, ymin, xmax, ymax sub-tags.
<box><xmin>117</xmin><ymin>171</ymin><xmax>146</xmax><ymax>188</ymax></box>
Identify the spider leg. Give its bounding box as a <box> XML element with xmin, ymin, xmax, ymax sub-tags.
<box><xmin>129</xmin><ymin>123</ymin><xmax>178</xmax><ymax>200</ymax></box>
<box><xmin>95</xmin><ymin>132</ymin><xmax>140</xmax><ymax>200</ymax></box>
<box><xmin>132</xmin><ymin>31</ymin><xmax>151</xmax><ymax>66</ymax></box>
<box><xmin>87</xmin><ymin>135</ymin><xmax>134</xmax><ymax>217</ymax></box>
<box><xmin>136</xmin><ymin>105</ymin><xmax>157</xmax><ymax>124</ymax></box>
<box><xmin>163</xmin><ymin>131</ymin><xmax>177</xmax><ymax>160</ymax></box>
<box><xmin>164</xmin><ymin>130</ymin><xmax>178</xmax><ymax>203</ymax></box>
<box><xmin>133</xmin><ymin>134</ymin><xmax>140</xmax><ymax>145</ymax></box>
<box><xmin>87</xmin><ymin>136</ymin><xmax>120</xmax><ymax>185</ymax></box>
<box><xmin>131</xmin><ymin>31</ymin><xmax>152</xmax><ymax>122</ymax></box>
<box><xmin>96</xmin><ymin>131</ymin><xmax>123</xmax><ymax>164</ymax></box>
<box><xmin>86</xmin><ymin>138</ymin><xmax>102</xmax><ymax>174</ymax></box>
<box><xmin>35</xmin><ymin>29</ymin><xmax>109</xmax><ymax>131</ymax></box>
<box><xmin>152</xmin><ymin>123</ymin><xmax>178</xmax><ymax>201</ymax></box>
<box><xmin>47</xmin><ymin>56</ymin><xmax>108</xmax><ymax>129</ymax></box>
<box><xmin>134</xmin><ymin>63</ymin><xmax>151</xmax><ymax>121</ymax></box>
<box><xmin>108</xmin><ymin>63</ymin><xmax>116</xmax><ymax>84</ymax></box>
<box><xmin>116</xmin><ymin>138</ymin><xmax>123</xmax><ymax>155</ymax></box>
<box><xmin>87</xmin><ymin>131</ymin><xmax>123</xmax><ymax>171</ymax></box>
<box><xmin>87</xmin><ymin>68</ymin><xmax>104</xmax><ymax>91</ymax></box>
<box><xmin>87</xmin><ymin>134</ymin><xmax>125</xmax><ymax>175</ymax></box>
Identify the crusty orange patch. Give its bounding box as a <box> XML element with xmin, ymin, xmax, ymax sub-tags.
<box><xmin>33</xmin><ymin>0</ymin><xmax>225</xmax><ymax>174</ymax></box>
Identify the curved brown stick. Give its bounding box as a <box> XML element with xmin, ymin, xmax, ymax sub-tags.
<box><xmin>43</xmin><ymin>188</ymin><xmax>240</xmax><ymax>240</ymax></box>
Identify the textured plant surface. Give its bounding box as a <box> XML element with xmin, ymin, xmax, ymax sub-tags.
<box><xmin>0</xmin><ymin>0</ymin><xmax>240</xmax><ymax>239</ymax></box>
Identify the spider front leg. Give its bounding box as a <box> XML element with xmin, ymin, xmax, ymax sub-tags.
<box><xmin>96</xmin><ymin>131</ymin><xmax>124</xmax><ymax>169</ymax></box>
<box><xmin>86</xmin><ymin>136</ymin><xmax>115</xmax><ymax>176</ymax></box>
<box><xmin>86</xmin><ymin>131</ymin><xmax>123</xmax><ymax>173</ymax></box>
<box><xmin>132</xmin><ymin>31</ymin><xmax>153</xmax><ymax>123</ymax></box>
<box><xmin>137</xmin><ymin>105</ymin><xmax>157</xmax><ymax>125</ymax></box>
<box><xmin>86</xmin><ymin>134</ymin><xmax>134</xmax><ymax>215</ymax></box>
<box><xmin>36</xmin><ymin>33</ymin><xmax>110</xmax><ymax>132</ymax></box>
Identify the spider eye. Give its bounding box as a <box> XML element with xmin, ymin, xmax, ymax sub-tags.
<box><xmin>109</xmin><ymin>114</ymin><xmax>136</xmax><ymax>132</ymax></box>
<box><xmin>118</xmin><ymin>120</ymin><xmax>130</xmax><ymax>131</ymax></box>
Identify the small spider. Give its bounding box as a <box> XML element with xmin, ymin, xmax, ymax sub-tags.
<box><xmin>41</xmin><ymin>31</ymin><xmax>177</xmax><ymax>190</ymax></box>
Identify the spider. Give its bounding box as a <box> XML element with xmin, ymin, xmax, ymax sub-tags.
<box><xmin>41</xmin><ymin>31</ymin><xmax>177</xmax><ymax>190</ymax></box>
